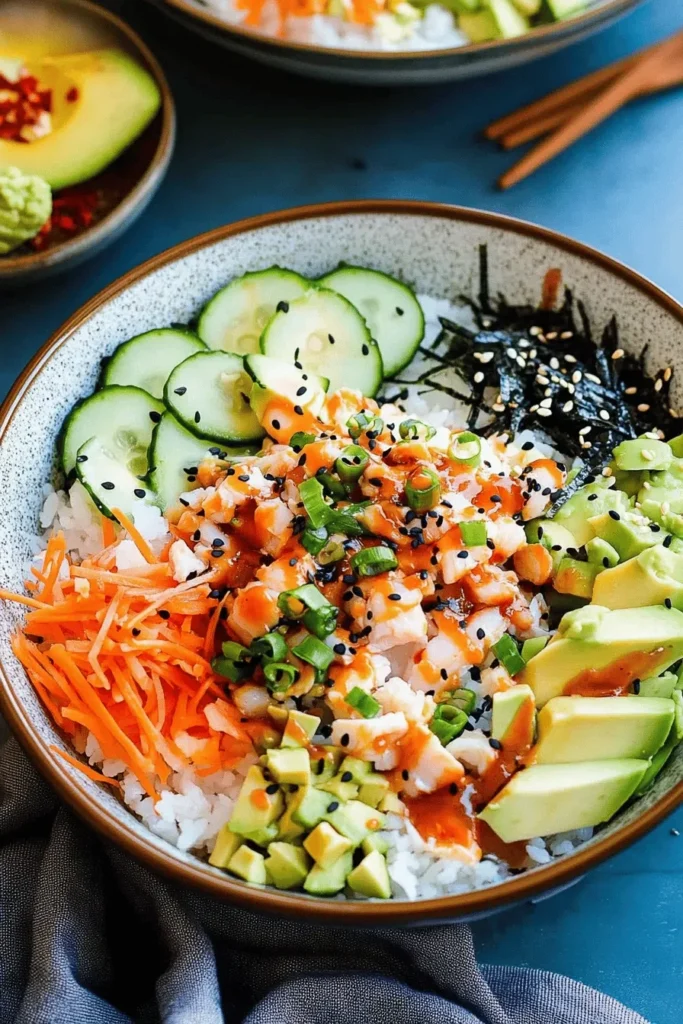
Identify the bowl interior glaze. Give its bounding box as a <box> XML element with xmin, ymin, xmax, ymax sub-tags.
<box><xmin>0</xmin><ymin>202</ymin><xmax>680</xmax><ymax>924</ymax></box>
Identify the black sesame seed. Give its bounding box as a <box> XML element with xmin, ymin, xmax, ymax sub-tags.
<box><xmin>266</xmin><ymin>784</ymin><xmax>279</xmax><ymax>795</ymax></box>
<box><xmin>194</xmin><ymin>411</ymin><xmax>201</xmax><ymax>424</ymax></box>
<box><xmin>276</xmin><ymin>300</ymin><xmax>289</xmax><ymax>313</ymax></box>
<box><xmin>476</xmin><ymin>628</ymin><xmax>485</xmax><ymax>640</ymax></box>
<box><xmin>334</xmin><ymin>643</ymin><xmax>346</xmax><ymax>655</ymax></box>
<box><xmin>401</xmin><ymin>769</ymin><xmax>409</xmax><ymax>781</ymax></box>
<box><xmin>665</xmin><ymin>598</ymin><xmax>673</xmax><ymax>609</ymax></box>
<box><xmin>362</xmin><ymin>344</ymin><xmax>369</xmax><ymax>356</ymax></box>
<box><xmin>174</xmin><ymin>386</ymin><xmax>187</xmax><ymax>396</ymax></box>
<box><xmin>664</xmin><ymin>535</ymin><xmax>673</xmax><ymax>548</ymax></box>
<box><xmin>341</xmin><ymin>771</ymin><xmax>353</xmax><ymax>783</ymax></box>
<box><xmin>328</xmin><ymin>334</ymin><xmax>335</xmax><ymax>345</ymax></box>
<box><xmin>158</xmin><ymin>609</ymin><xmax>170</xmax><ymax>620</ymax></box>
<box><xmin>521</xmin><ymin>441</ymin><xmax>534</xmax><ymax>451</ymax></box>
<box><xmin>131</xmin><ymin>628</ymin><xmax>141</xmax><ymax>637</ymax></box>
<box><xmin>587</xmin><ymin>493</ymin><xmax>598</xmax><ymax>501</ymax></box>
<box><xmin>489</xmin><ymin>737</ymin><xmax>502</xmax><ymax>750</ymax></box>
<box><xmin>388</xmin><ymin>593</ymin><xmax>402</xmax><ymax>601</ymax></box>
<box><xmin>187</xmin><ymin>571</ymin><xmax>197</xmax><ymax>581</ymax></box>
<box><xmin>272</xmin><ymin>419</ymin><xmax>280</xmax><ymax>430</ymax></box>
<box><xmin>603</xmin><ymin>557</ymin><xmax>610</xmax><ymax>568</ymax></box>
<box><xmin>238</xmin><ymin>474</ymin><xmax>250</xmax><ymax>483</ymax></box>
<box><xmin>440</xmin><ymin>668</ymin><xmax>448</xmax><ymax>681</ymax></box>
<box><xmin>296</xmin><ymin>386</ymin><xmax>307</xmax><ymax>396</ymax></box>
<box><xmin>608</xmin><ymin>510</ymin><xmax>620</xmax><ymax>521</ymax></box>
<box><xmin>149</xmin><ymin>411</ymin><xmax>161</xmax><ymax>423</ymax></box>
<box><xmin>289</xmin><ymin>557</ymin><xmax>297</xmax><ymax>566</ymax></box>
<box><xmin>327</xmin><ymin>801</ymin><xmax>340</xmax><ymax>812</ymax></box>
<box><xmin>134</xmin><ymin>488</ymin><xmax>146</xmax><ymax>499</ymax></box>
<box><xmin>76</xmin><ymin>454</ymin><xmax>88</xmax><ymax>463</ymax></box>
<box><xmin>632</xmin><ymin>679</ymin><xmax>641</xmax><ymax>694</ymax></box>
<box><xmin>101</xmin><ymin>481</ymin><xmax>115</xmax><ymax>490</ymax></box>
<box><xmin>192</xmin><ymin>529</ymin><xmax>201</xmax><ymax>541</ymax></box>
<box><xmin>294</xmin><ymin>405</ymin><xmax>304</xmax><ymax>416</ymax></box>
<box><xmin>340</xmin><ymin>734</ymin><xmax>350</xmax><ymax>747</ymax></box>
<box><xmin>457</xmin><ymin>550</ymin><xmax>469</xmax><ymax>559</ymax></box>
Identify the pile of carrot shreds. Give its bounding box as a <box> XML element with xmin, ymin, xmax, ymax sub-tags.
<box><xmin>0</xmin><ymin>509</ymin><xmax>262</xmax><ymax>801</ymax></box>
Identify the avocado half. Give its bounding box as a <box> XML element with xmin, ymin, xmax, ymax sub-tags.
<box><xmin>0</xmin><ymin>50</ymin><xmax>161</xmax><ymax>190</ymax></box>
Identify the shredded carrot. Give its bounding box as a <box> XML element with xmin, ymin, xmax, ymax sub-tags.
<box><xmin>111</xmin><ymin>507</ymin><xmax>158</xmax><ymax>564</ymax></box>
<box><xmin>50</xmin><ymin>745</ymin><xmax>121</xmax><ymax>787</ymax></box>
<box><xmin>0</xmin><ymin>589</ymin><xmax>50</xmax><ymax>610</ymax></box>
<box><xmin>102</xmin><ymin>516</ymin><xmax>116</xmax><ymax>548</ymax></box>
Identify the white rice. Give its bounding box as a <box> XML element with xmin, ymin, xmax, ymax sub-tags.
<box><xmin>32</xmin><ymin>293</ymin><xmax>593</xmax><ymax>899</ymax></box>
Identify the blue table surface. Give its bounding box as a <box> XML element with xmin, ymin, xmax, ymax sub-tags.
<box><xmin>3</xmin><ymin>0</ymin><xmax>683</xmax><ymax>1019</ymax></box>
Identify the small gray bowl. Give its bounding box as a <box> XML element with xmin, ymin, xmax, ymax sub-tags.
<box><xmin>0</xmin><ymin>0</ymin><xmax>175</xmax><ymax>287</ymax></box>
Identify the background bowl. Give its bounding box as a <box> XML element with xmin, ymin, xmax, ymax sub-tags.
<box><xmin>0</xmin><ymin>200</ymin><xmax>680</xmax><ymax>925</ymax></box>
<box><xmin>0</xmin><ymin>0</ymin><xmax>175</xmax><ymax>287</ymax></box>
<box><xmin>144</xmin><ymin>0</ymin><xmax>644</xmax><ymax>85</ymax></box>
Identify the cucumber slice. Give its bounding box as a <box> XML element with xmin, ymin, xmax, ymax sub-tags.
<box><xmin>76</xmin><ymin>437</ymin><xmax>153</xmax><ymax>520</ymax></box>
<box><xmin>164</xmin><ymin>350</ymin><xmax>265</xmax><ymax>446</ymax></box>
<box><xmin>102</xmin><ymin>327</ymin><xmax>206</xmax><ymax>399</ymax></box>
<box><xmin>198</xmin><ymin>267</ymin><xmax>309</xmax><ymax>355</ymax></box>
<box><xmin>149</xmin><ymin>412</ymin><xmax>256</xmax><ymax>511</ymax></box>
<box><xmin>260</xmin><ymin>288</ymin><xmax>383</xmax><ymax>396</ymax></box>
<box><xmin>61</xmin><ymin>385</ymin><xmax>164</xmax><ymax>477</ymax></box>
<box><xmin>244</xmin><ymin>354</ymin><xmax>329</xmax><ymax>424</ymax></box>
<box><xmin>318</xmin><ymin>266</ymin><xmax>424</xmax><ymax>378</ymax></box>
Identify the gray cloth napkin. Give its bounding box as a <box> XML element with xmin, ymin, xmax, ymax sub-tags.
<box><xmin>0</xmin><ymin>735</ymin><xmax>649</xmax><ymax>1024</ymax></box>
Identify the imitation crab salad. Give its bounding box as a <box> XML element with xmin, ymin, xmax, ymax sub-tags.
<box><xmin>4</xmin><ymin>254</ymin><xmax>683</xmax><ymax>902</ymax></box>
<box><xmin>195</xmin><ymin>0</ymin><xmax>588</xmax><ymax>53</ymax></box>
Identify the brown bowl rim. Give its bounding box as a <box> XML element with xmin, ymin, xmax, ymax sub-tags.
<box><xmin>1</xmin><ymin>199</ymin><xmax>681</xmax><ymax>925</ymax></box>
<box><xmin>0</xmin><ymin>0</ymin><xmax>176</xmax><ymax>277</ymax></box>
<box><xmin>161</xmin><ymin>0</ymin><xmax>641</xmax><ymax>63</ymax></box>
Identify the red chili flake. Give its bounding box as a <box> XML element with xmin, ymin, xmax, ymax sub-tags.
<box><xmin>66</xmin><ymin>86</ymin><xmax>79</xmax><ymax>103</ymax></box>
<box><xmin>56</xmin><ymin>215</ymin><xmax>77</xmax><ymax>232</ymax></box>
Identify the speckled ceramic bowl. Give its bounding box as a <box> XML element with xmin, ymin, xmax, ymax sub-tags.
<box><xmin>145</xmin><ymin>0</ymin><xmax>643</xmax><ymax>86</ymax></box>
<box><xmin>0</xmin><ymin>0</ymin><xmax>175</xmax><ymax>287</ymax></box>
<box><xmin>0</xmin><ymin>201</ymin><xmax>681</xmax><ymax>925</ymax></box>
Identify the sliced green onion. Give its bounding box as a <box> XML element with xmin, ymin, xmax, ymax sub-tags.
<box><xmin>346</xmin><ymin>686</ymin><xmax>381</xmax><ymax>719</ymax></box>
<box><xmin>250</xmin><ymin>632</ymin><xmax>288</xmax><ymax>663</ymax></box>
<box><xmin>289</xmin><ymin>431</ymin><xmax>316</xmax><ymax>451</ymax></box>
<box><xmin>441</xmin><ymin>688</ymin><xmax>476</xmax><ymax>715</ymax></box>
<box><xmin>399</xmin><ymin>418</ymin><xmax>436</xmax><ymax>442</ymax></box>
<box><xmin>492</xmin><ymin>634</ymin><xmax>526</xmax><ymax>676</ymax></box>
<box><xmin>291</xmin><ymin>634</ymin><xmax>335</xmax><ymax>673</ymax></box>
<box><xmin>303</xmin><ymin>604</ymin><xmax>338</xmax><ymax>640</ymax></box>
<box><xmin>405</xmin><ymin>466</ymin><xmax>441</xmax><ymax>512</ymax></box>
<box><xmin>318</xmin><ymin>536</ymin><xmax>346</xmax><ymax>565</ymax></box>
<box><xmin>460</xmin><ymin>521</ymin><xmax>487</xmax><ymax>547</ymax></box>
<box><xmin>350</xmin><ymin>545</ymin><xmax>398</xmax><ymax>577</ymax></box>
<box><xmin>263</xmin><ymin>661</ymin><xmax>299</xmax><ymax>693</ymax></box>
<box><xmin>335</xmin><ymin>445</ymin><xmax>369</xmax><ymax>485</ymax></box>
<box><xmin>430</xmin><ymin>704</ymin><xmax>468</xmax><ymax>745</ymax></box>
<box><xmin>299</xmin><ymin>477</ymin><xmax>330</xmax><ymax>529</ymax></box>
<box><xmin>448</xmin><ymin>431</ymin><xmax>482</xmax><ymax>468</ymax></box>
<box><xmin>347</xmin><ymin>412</ymin><xmax>383</xmax><ymax>440</ymax></box>
<box><xmin>221</xmin><ymin>641</ymin><xmax>250</xmax><ymax>661</ymax></box>
<box><xmin>278</xmin><ymin>583</ymin><xmax>330</xmax><ymax>619</ymax></box>
<box><xmin>211</xmin><ymin>656</ymin><xmax>249</xmax><ymax>682</ymax></box>
<box><xmin>324</xmin><ymin>509</ymin><xmax>367</xmax><ymax>537</ymax></box>
<box><xmin>301</xmin><ymin>524</ymin><xmax>328</xmax><ymax>555</ymax></box>
<box><xmin>317</xmin><ymin>470</ymin><xmax>348</xmax><ymax>501</ymax></box>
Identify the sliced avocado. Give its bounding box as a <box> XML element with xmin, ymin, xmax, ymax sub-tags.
<box><xmin>521</xmin><ymin>636</ymin><xmax>548</xmax><ymax>662</ymax></box>
<box><xmin>310</xmin><ymin>747</ymin><xmax>342</xmax><ymax>784</ymax></box>
<box><xmin>554</xmin><ymin>479</ymin><xmax>627</xmax><ymax>546</ymax></box>
<box><xmin>347</xmin><ymin>850</ymin><xmax>392</xmax><ymax>899</ymax></box>
<box><xmin>227</xmin><ymin>845</ymin><xmax>268</xmax><ymax>885</ymax></box>
<box><xmin>521</xmin><ymin>605</ymin><xmax>683</xmax><ymax>706</ymax></box>
<box><xmin>324</xmin><ymin>800</ymin><xmax>386</xmax><ymax>845</ymax></box>
<box><xmin>208</xmin><ymin>825</ymin><xmax>242</xmax><ymax>868</ymax></box>
<box><xmin>303</xmin><ymin>821</ymin><xmax>353</xmax><ymax>868</ymax></box>
<box><xmin>290</xmin><ymin>786</ymin><xmax>332</xmax><ymax>830</ymax></box>
<box><xmin>526</xmin><ymin>519</ymin><xmax>576</xmax><ymax>573</ymax></box>
<box><xmin>639</xmin><ymin>672</ymin><xmax>678</xmax><ymax>699</ymax></box>
<box><xmin>304</xmin><ymin>850</ymin><xmax>354</xmax><ymax>897</ymax></box>
<box><xmin>512</xmin><ymin>0</ymin><xmax>542</xmax><ymax>13</ymax></box>
<box><xmin>613</xmin><ymin>437</ymin><xmax>673</xmax><ymax>473</ymax></box>
<box><xmin>535</xmin><ymin>695</ymin><xmax>675</xmax><ymax>762</ymax></box>
<box><xmin>264</xmin><ymin>842</ymin><xmax>310</xmax><ymax>889</ymax></box>
<box><xmin>585</xmin><ymin>537</ymin><xmax>620</xmax><ymax>568</ymax></box>
<box><xmin>338</xmin><ymin>756</ymin><xmax>373</xmax><ymax>784</ymax></box>
<box><xmin>478</xmin><ymin>759</ymin><xmax>649</xmax><ymax>843</ymax></box>
<box><xmin>266</xmin><ymin>747</ymin><xmax>311</xmax><ymax>786</ymax></box>
<box><xmin>485</xmin><ymin>0</ymin><xmax>530</xmax><ymax>36</ymax></box>
<box><xmin>633</xmin><ymin>730</ymin><xmax>679</xmax><ymax>795</ymax></box>
<box><xmin>458</xmin><ymin>9</ymin><xmax>499</xmax><ymax>41</ymax></box>
<box><xmin>491</xmin><ymin>685</ymin><xmax>536</xmax><ymax>747</ymax></box>
<box><xmin>592</xmin><ymin>546</ymin><xmax>683</xmax><ymax>611</ymax></box>
<box><xmin>318</xmin><ymin>773</ymin><xmax>360</xmax><ymax>802</ymax></box>
<box><xmin>281</xmin><ymin>709</ymin><xmax>320</xmax><ymax>749</ymax></box>
<box><xmin>588</xmin><ymin>509</ymin><xmax>662</xmax><ymax>561</ymax></box>
<box><xmin>358</xmin><ymin>773</ymin><xmax>391</xmax><ymax>808</ymax></box>
<box><xmin>362</xmin><ymin>833</ymin><xmax>390</xmax><ymax>856</ymax></box>
<box><xmin>668</xmin><ymin>434</ymin><xmax>683</xmax><ymax>458</ymax></box>
<box><xmin>544</xmin><ymin>0</ymin><xmax>587</xmax><ymax>17</ymax></box>
<box><xmin>228</xmin><ymin>766</ymin><xmax>284</xmax><ymax>836</ymax></box>
<box><xmin>554</xmin><ymin>557</ymin><xmax>598</xmax><ymax>599</ymax></box>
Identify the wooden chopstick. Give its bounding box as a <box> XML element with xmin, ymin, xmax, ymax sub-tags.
<box><xmin>498</xmin><ymin>56</ymin><xmax>683</xmax><ymax>151</ymax></box>
<box><xmin>498</xmin><ymin>31</ymin><xmax>683</xmax><ymax>190</ymax></box>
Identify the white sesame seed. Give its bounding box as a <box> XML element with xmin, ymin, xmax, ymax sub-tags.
<box><xmin>537</xmin><ymin>408</ymin><xmax>552</xmax><ymax>418</ymax></box>
<box><xmin>625</xmin><ymin>387</ymin><xmax>637</xmax><ymax>395</ymax></box>
<box><xmin>518</xmin><ymin>340</ymin><xmax>530</xmax><ymax>348</ymax></box>
<box><xmin>549</xmin><ymin>358</ymin><xmax>560</xmax><ymax>370</ymax></box>
<box><xmin>572</xmin><ymin>371</ymin><xmax>582</xmax><ymax>384</ymax></box>
<box><xmin>473</xmin><ymin>352</ymin><xmax>484</xmax><ymax>361</ymax></box>
<box><xmin>564</xmin><ymin>354</ymin><xmax>577</xmax><ymax>363</ymax></box>
<box><xmin>544</xmin><ymin>388</ymin><xmax>552</xmax><ymax>398</ymax></box>
<box><xmin>480</xmin><ymin>352</ymin><xmax>494</xmax><ymax>364</ymax></box>
<box><xmin>529</xmin><ymin>326</ymin><xmax>542</xmax><ymax>337</ymax></box>
<box><xmin>654</xmin><ymin>379</ymin><xmax>663</xmax><ymax>392</ymax></box>
<box><xmin>546</xmin><ymin>332</ymin><xmax>558</xmax><ymax>340</ymax></box>
<box><xmin>611</xmin><ymin>348</ymin><xmax>625</xmax><ymax>360</ymax></box>
<box><xmin>586</xmin><ymin>373</ymin><xmax>601</xmax><ymax>384</ymax></box>
<box><xmin>536</xmin><ymin>375</ymin><xmax>550</xmax><ymax>386</ymax></box>
<box><xmin>599</xmin><ymin>410</ymin><xmax>610</xmax><ymax>421</ymax></box>
<box><xmin>540</xmin><ymin>398</ymin><xmax>552</xmax><ymax>409</ymax></box>
<box><xmin>602</xmin><ymin>466</ymin><xmax>612</xmax><ymax>477</ymax></box>
<box><xmin>642</xmin><ymin>480</ymin><xmax>651</xmax><ymax>490</ymax></box>
<box><xmin>670</xmin><ymin>408</ymin><xmax>680</xmax><ymax>418</ymax></box>
<box><xmin>529</xmin><ymin>349</ymin><xmax>537</xmax><ymax>359</ymax></box>
<box><xmin>579</xmin><ymin>426</ymin><xmax>592</xmax><ymax>435</ymax></box>
<box><xmin>474</xmin><ymin>371</ymin><xmax>485</xmax><ymax>384</ymax></box>
<box><xmin>641</xmin><ymin>450</ymin><xmax>655</xmax><ymax>462</ymax></box>
<box><xmin>566</xmin><ymin>383</ymin><xmax>575</xmax><ymax>395</ymax></box>
<box><xmin>516</xmin><ymin>356</ymin><xmax>526</xmax><ymax>369</ymax></box>
<box><xmin>529</xmin><ymin>405</ymin><xmax>539</xmax><ymax>413</ymax></box>
<box><xmin>560</xmin><ymin>331</ymin><xmax>574</xmax><ymax>339</ymax></box>
<box><xmin>581</xmin><ymin>441</ymin><xmax>593</xmax><ymax>449</ymax></box>
<box><xmin>637</xmin><ymin>403</ymin><xmax>650</xmax><ymax>413</ymax></box>
<box><xmin>506</xmin><ymin>348</ymin><xmax>517</xmax><ymax>359</ymax></box>
<box><xmin>664</xmin><ymin>367</ymin><xmax>673</xmax><ymax>381</ymax></box>
<box><xmin>492</xmin><ymin>403</ymin><xmax>505</xmax><ymax>413</ymax></box>
<box><xmin>482</xmin><ymin>320</ymin><xmax>492</xmax><ymax>329</ymax></box>
<box><xmin>563</xmin><ymin>401</ymin><xmax>574</xmax><ymax>412</ymax></box>
<box><xmin>661</xmin><ymin>501</ymin><xmax>670</xmax><ymax>514</ymax></box>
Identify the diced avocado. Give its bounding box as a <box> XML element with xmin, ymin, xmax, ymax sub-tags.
<box><xmin>585</xmin><ymin>537</ymin><xmax>620</xmax><ymax>568</ymax></box>
<box><xmin>379</xmin><ymin>791</ymin><xmax>404</xmax><ymax>814</ymax></box>
<box><xmin>229</xmin><ymin>766</ymin><xmax>284</xmax><ymax>836</ymax></box>
<box><xmin>478</xmin><ymin>760</ymin><xmax>649</xmax><ymax>843</ymax></box>
<box><xmin>303</xmin><ymin>821</ymin><xmax>353</xmax><ymax>868</ymax></box>
<box><xmin>521</xmin><ymin>636</ymin><xmax>548</xmax><ymax>662</ymax></box>
<box><xmin>535</xmin><ymin>695</ymin><xmax>674</xmax><ymax>762</ymax></box>
<box><xmin>362</xmin><ymin>833</ymin><xmax>390</xmax><ymax>856</ymax></box>
<box><xmin>358</xmin><ymin>773</ymin><xmax>391</xmax><ymax>808</ymax></box>
<box><xmin>227</xmin><ymin>845</ymin><xmax>268</xmax><ymax>885</ymax></box>
<box><xmin>338</xmin><ymin>756</ymin><xmax>373</xmax><ymax>784</ymax></box>
<box><xmin>304</xmin><ymin>850</ymin><xmax>354</xmax><ymax>896</ymax></box>
<box><xmin>347</xmin><ymin>850</ymin><xmax>392</xmax><ymax>899</ymax></box>
<box><xmin>266</xmin><ymin>747</ymin><xmax>311</xmax><ymax>786</ymax></box>
<box><xmin>290</xmin><ymin>786</ymin><xmax>332</xmax><ymax>830</ymax></box>
<box><xmin>639</xmin><ymin>672</ymin><xmax>678</xmax><ymax>699</ymax></box>
<box><xmin>324</xmin><ymin>800</ymin><xmax>386</xmax><ymax>845</ymax></box>
<box><xmin>267</xmin><ymin>704</ymin><xmax>289</xmax><ymax>726</ymax></box>
<box><xmin>613</xmin><ymin>437</ymin><xmax>673</xmax><ymax>473</ymax></box>
<box><xmin>521</xmin><ymin>605</ymin><xmax>683</xmax><ymax>706</ymax></box>
<box><xmin>458</xmin><ymin>10</ymin><xmax>499</xmax><ymax>41</ymax></box>
<box><xmin>491</xmin><ymin>685</ymin><xmax>536</xmax><ymax>747</ymax></box>
<box><xmin>589</xmin><ymin>509</ymin><xmax>662</xmax><ymax>562</ymax></box>
<box><xmin>485</xmin><ymin>0</ymin><xmax>530</xmax><ymax>37</ymax></box>
<box><xmin>318</xmin><ymin>773</ymin><xmax>360</xmax><ymax>802</ymax></box>
<box><xmin>611</xmin><ymin>466</ymin><xmax>646</xmax><ymax>499</ymax></box>
<box><xmin>592</xmin><ymin>546</ymin><xmax>683</xmax><ymax>611</ymax></box>
<box><xmin>264</xmin><ymin>842</ymin><xmax>310</xmax><ymax>889</ymax></box>
<box><xmin>276</xmin><ymin>794</ymin><xmax>306</xmax><ymax>842</ymax></box>
<box><xmin>554</xmin><ymin>557</ymin><xmax>598</xmax><ymax>599</ymax></box>
<box><xmin>281</xmin><ymin>709</ymin><xmax>320</xmax><ymax>748</ymax></box>
<box><xmin>242</xmin><ymin>823</ymin><xmax>279</xmax><ymax>847</ymax></box>
<box><xmin>209</xmin><ymin>825</ymin><xmax>242</xmax><ymax>868</ymax></box>
<box><xmin>668</xmin><ymin>434</ymin><xmax>683</xmax><ymax>458</ymax></box>
<box><xmin>544</xmin><ymin>0</ymin><xmax>587</xmax><ymax>17</ymax></box>
<box><xmin>309</xmin><ymin>747</ymin><xmax>342</xmax><ymax>785</ymax></box>
<box><xmin>512</xmin><ymin>0</ymin><xmax>541</xmax><ymax>13</ymax></box>
<box><xmin>554</xmin><ymin>480</ymin><xmax>627</xmax><ymax>546</ymax></box>
<box><xmin>526</xmin><ymin>519</ymin><xmax>576</xmax><ymax>573</ymax></box>
<box><xmin>639</xmin><ymin>500</ymin><xmax>683</xmax><ymax>541</ymax></box>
